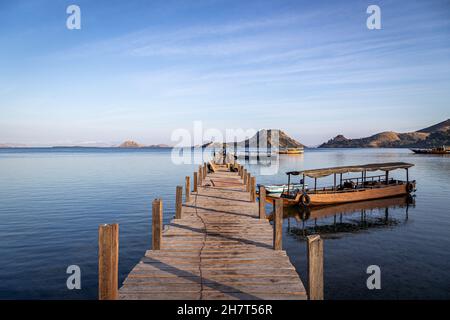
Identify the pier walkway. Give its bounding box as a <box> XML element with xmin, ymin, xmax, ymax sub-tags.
<box><xmin>118</xmin><ymin>165</ymin><xmax>307</xmax><ymax>300</ymax></box>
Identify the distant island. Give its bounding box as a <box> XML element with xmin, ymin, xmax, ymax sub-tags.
<box><xmin>202</xmin><ymin>129</ymin><xmax>304</xmax><ymax>149</ymax></box>
<box><xmin>118</xmin><ymin>140</ymin><xmax>171</xmax><ymax>148</ymax></box>
<box><xmin>319</xmin><ymin>119</ymin><xmax>449</xmax><ymax>148</ymax></box>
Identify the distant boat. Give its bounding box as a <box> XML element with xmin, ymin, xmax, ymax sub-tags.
<box><xmin>278</xmin><ymin>147</ymin><xmax>304</xmax><ymax>154</ymax></box>
<box><xmin>411</xmin><ymin>146</ymin><xmax>450</xmax><ymax>154</ymax></box>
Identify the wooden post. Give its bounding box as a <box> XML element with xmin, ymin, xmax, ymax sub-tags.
<box><xmin>175</xmin><ymin>186</ymin><xmax>182</xmax><ymax>219</ymax></box>
<box><xmin>307</xmin><ymin>235</ymin><xmax>324</xmax><ymax>300</ymax></box>
<box><xmin>250</xmin><ymin>176</ymin><xmax>256</xmax><ymax>202</ymax></box>
<box><xmin>152</xmin><ymin>199</ymin><xmax>163</xmax><ymax>250</ymax></box>
<box><xmin>259</xmin><ymin>186</ymin><xmax>266</xmax><ymax>219</ymax></box>
<box><xmin>185</xmin><ymin>176</ymin><xmax>190</xmax><ymax>202</ymax></box>
<box><xmin>199</xmin><ymin>165</ymin><xmax>202</xmax><ymax>182</ymax></box>
<box><xmin>273</xmin><ymin>199</ymin><xmax>283</xmax><ymax>250</ymax></box>
<box><xmin>98</xmin><ymin>223</ymin><xmax>119</xmax><ymax>300</ymax></box>
<box><xmin>243</xmin><ymin>169</ymin><xmax>247</xmax><ymax>185</ymax></box>
<box><xmin>203</xmin><ymin>162</ymin><xmax>207</xmax><ymax>177</ymax></box>
<box><xmin>246</xmin><ymin>173</ymin><xmax>251</xmax><ymax>192</ymax></box>
<box><xmin>193</xmin><ymin>172</ymin><xmax>198</xmax><ymax>193</ymax></box>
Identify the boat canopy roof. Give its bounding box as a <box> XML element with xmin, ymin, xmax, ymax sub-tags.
<box><xmin>287</xmin><ymin>162</ymin><xmax>414</xmax><ymax>179</ymax></box>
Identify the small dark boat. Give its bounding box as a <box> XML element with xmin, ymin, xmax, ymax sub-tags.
<box><xmin>411</xmin><ymin>146</ymin><xmax>449</xmax><ymax>154</ymax></box>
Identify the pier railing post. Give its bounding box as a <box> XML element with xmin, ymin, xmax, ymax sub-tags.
<box><xmin>193</xmin><ymin>172</ymin><xmax>198</xmax><ymax>193</ymax></box>
<box><xmin>250</xmin><ymin>176</ymin><xmax>256</xmax><ymax>202</ymax></box>
<box><xmin>98</xmin><ymin>223</ymin><xmax>119</xmax><ymax>300</ymax></box>
<box><xmin>198</xmin><ymin>166</ymin><xmax>202</xmax><ymax>184</ymax></box>
<box><xmin>203</xmin><ymin>162</ymin><xmax>207</xmax><ymax>178</ymax></box>
<box><xmin>185</xmin><ymin>176</ymin><xmax>190</xmax><ymax>202</ymax></box>
<box><xmin>175</xmin><ymin>186</ymin><xmax>182</xmax><ymax>219</ymax></box>
<box><xmin>246</xmin><ymin>173</ymin><xmax>251</xmax><ymax>192</ymax></box>
<box><xmin>259</xmin><ymin>186</ymin><xmax>266</xmax><ymax>219</ymax></box>
<box><xmin>152</xmin><ymin>199</ymin><xmax>163</xmax><ymax>250</ymax></box>
<box><xmin>273</xmin><ymin>199</ymin><xmax>283</xmax><ymax>250</ymax></box>
<box><xmin>243</xmin><ymin>169</ymin><xmax>247</xmax><ymax>185</ymax></box>
<box><xmin>307</xmin><ymin>235</ymin><xmax>324</xmax><ymax>300</ymax></box>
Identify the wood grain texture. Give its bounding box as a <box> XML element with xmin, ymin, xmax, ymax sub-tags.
<box><xmin>273</xmin><ymin>199</ymin><xmax>283</xmax><ymax>250</ymax></box>
<box><xmin>259</xmin><ymin>186</ymin><xmax>266</xmax><ymax>219</ymax></box>
<box><xmin>175</xmin><ymin>186</ymin><xmax>182</xmax><ymax>219</ymax></box>
<box><xmin>307</xmin><ymin>235</ymin><xmax>323</xmax><ymax>300</ymax></box>
<box><xmin>98</xmin><ymin>223</ymin><xmax>119</xmax><ymax>300</ymax></box>
<box><xmin>119</xmin><ymin>165</ymin><xmax>306</xmax><ymax>300</ymax></box>
<box><xmin>152</xmin><ymin>199</ymin><xmax>163</xmax><ymax>250</ymax></box>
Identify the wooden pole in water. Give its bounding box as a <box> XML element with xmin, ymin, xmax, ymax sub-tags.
<box><xmin>152</xmin><ymin>199</ymin><xmax>163</xmax><ymax>250</ymax></box>
<box><xmin>175</xmin><ymin>186</ymin><xmax>182</xmax><ymax>219</ymax></box>
<box><xmin>193</xmin><ymin>172</ymin><xmax>198</xmax><ymax>193</ymax></box>
<box><xmin>307</xmin><ymin>235</ymin><xmax>324</xmax><ymax>300</ymax></box>
<box><xmin>273</xmin><ymin>199</ymin><xmax>283</xmax><ymax>250</ymax></box>
<box><xmin>250</xmin><ymin>176</ymin><xmax>256</xmax><ymax>202</ymax></box>
<box><xmin>259</xmin><ymin>186</ymin><xmax>266</xmax><ymax>219</ymax></box>
<box><xmin>185</xmin><ymin>176</ymin><xmax>190</xmax><ymax>202</ymax></box>
<box><xmin>98</xmin><ymin>223</ymin><xmax>119</xmax><ymax>300</ymax></box>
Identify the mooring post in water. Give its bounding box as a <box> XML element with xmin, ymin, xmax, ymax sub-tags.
<box><xmin>259</xmin><ymin>186</ymin><xmax>266</xmax><ymax>219</ymax></box>
<box><xmin>273</xmin><ymin>199</ymin><xmax>283</xmax><ymax>250</ymax></box>
<box><xmin>185</xmin><ymin>176</ymin><xmax>190</xmax><ymax>202</ymax></box>
<box><xmin>175</xmin><ymin>186</ymin><xmax>182</xmax><ymax>219</ymax></box>
<box><xmin>152</xmin><ymin>199</ymin><xmax>163</xmax><ymax>250</ymax></box>
<box><xmin>307</xmin><ymin>234</ymin><xmax>324</xmax><ymax>300</ymax></box>
<box><xmin>198</xmin><ymin>165</ymin><xmax>202</xmax><ymax>183</ymax></box>
<box><xmin>246</xmin><ymin>173</ymin><xmax>251</xmax><ymax>192</ymax></box>
<box><xmin>193</xmin><ymin>172</ymin><xmax>198</xmax><ymax>193</ymax></box>
<box><xmin>98</xmin><ymin>223</ymin><xmax>119</xmax><ymax>300</ymax></box>
<box><xmin>250</xmin><ymin>176</ymin><xmax>256</xmax><ymax>202</ymax></box>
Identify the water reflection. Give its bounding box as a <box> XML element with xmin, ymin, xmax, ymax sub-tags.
<box><xmin>269</xmin><ymin>195</ymin><xmax>415</xmax><ymax>239</ymax></box>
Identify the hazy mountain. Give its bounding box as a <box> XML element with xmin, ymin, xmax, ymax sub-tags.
<box><xmin>319</xmin><ymin>119</ymin><xmax>450</xmax><ymax>148</ymax></box>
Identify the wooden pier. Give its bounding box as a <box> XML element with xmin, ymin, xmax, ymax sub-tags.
<box><xmin>99</xmin><ymin>162</ymin><xmax>322</xmax><ymax>300</ymax></box>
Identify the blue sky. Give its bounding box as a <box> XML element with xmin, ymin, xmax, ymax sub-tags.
<box><xmin>0</xmin><ymin>0</ymin><xmax>449</xmax><ymax>146</ymax></box>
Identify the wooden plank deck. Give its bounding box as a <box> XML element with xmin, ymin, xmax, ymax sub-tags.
<box><xmin>119</xmin><ymin>165</ymin><xmax>307</xmax><ymax>300</ymax></box>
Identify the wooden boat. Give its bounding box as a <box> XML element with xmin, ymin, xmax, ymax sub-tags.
<box><xmin>266</xmin><ymin>162</ymin><xmax>416</xmax><ymax>207</ymax></box>
<box><xmin>278</xmin><ymin>147</ymin><xmax>304</xmax><ymax>154</ymax></box>
<box><xmin>411</xmin><ymin>146</ymin><xmax>449</xmax><ymax>154</ymax></box>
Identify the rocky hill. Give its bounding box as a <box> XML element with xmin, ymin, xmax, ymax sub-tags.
<box><xmin>207</xmin><ymin>129</ymin><xmax>304</xmax><ymax>148</ymax></box>
<box><xmin>119</xmin><ymin>140</ymin><xmax>143</xmax><ymax>148</ymax></box>
<box><xmin>319</xmin><ymin>119</ymin><xmax>450</xmax><ymax>148</ymax></box>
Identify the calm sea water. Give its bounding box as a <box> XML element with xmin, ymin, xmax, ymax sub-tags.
<box><xmin>0</xmin><ymin>148</ymin><xmax>449</xmax><ymax>299</ymax></box>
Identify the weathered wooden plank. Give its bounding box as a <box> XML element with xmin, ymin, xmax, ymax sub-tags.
<box><xmin>119</xmin><ymin>166</ymin><xmax>306</xmax><ymax>300</ymax></box>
